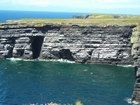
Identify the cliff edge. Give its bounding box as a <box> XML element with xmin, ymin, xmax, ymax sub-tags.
<box><xmin>0</xmin><ymin>20</ymin><xmax>137</xmax><ymax>64</ymax></box>
<box><xmin>1</xmin><ymin>17</ymin><xmax>140</xmax><ymax>102</ymax></box>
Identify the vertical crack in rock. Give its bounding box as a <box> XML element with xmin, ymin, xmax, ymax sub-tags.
<box><xmin>32</xmin><ymin>36</ymin><xmax>44</xmax><ymax>59</ymax></box>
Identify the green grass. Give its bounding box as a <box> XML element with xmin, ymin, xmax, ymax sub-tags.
<box><xmin>88</xmin><ymin>14</ymin><xmax>115</xmax><ymax>19</ymax></box>
<box><xmin>0</xmin><ymin>14</ymin><xmax>140</xmax><ymax>27</ymax></box>
<box><xmin>88</xmin><ymin>14</ymin><xmax>140</xmax><ymax>19</ymax></box>
<box><xmin>7</xmin><ymin>18</ymin><xmax>140</xmax><ymax>26</ymax></box>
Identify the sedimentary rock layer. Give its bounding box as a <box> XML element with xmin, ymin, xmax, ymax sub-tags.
<box><xmin>0</xmin><ymin>23</ymin><xmax>136</xmax><ymax>64</ymax></box>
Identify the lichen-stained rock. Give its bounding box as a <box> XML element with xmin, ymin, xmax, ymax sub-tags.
<box><xmin>131</xmin><ymin>26</ymin><xmax>140</xmax><ymax>103</ymax></box>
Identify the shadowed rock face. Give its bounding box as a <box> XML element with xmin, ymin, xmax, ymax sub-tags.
<box><xmin>0</xmin><ymin>24</ymin><xmax>136</xmax><ymax>65</ymax></box>
<box><xmin>32</xmin><ymin>36</ymin><xmax>44</xmax><ymax>59</ymax></box>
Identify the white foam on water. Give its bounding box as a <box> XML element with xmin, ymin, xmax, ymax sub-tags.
<box><xmin>90</xmin><ymin>72</ymin><xmax>93</xmax><ymax>75</ymax></box>
<box><xmin>125</xmin><ymin>97</ymin><xmax>140</xmax><ymax>105</ymax></box>
<box><xmin>84</xmin><ymin>69</ymin><xmax>88</xmax><ymax>72</ymax></box>
<box><xmin>6</xmin><ymin>58</ymin><xmax>22</xmax><ymax>61</ymax></box>
<box><xmin>6</xmin><ymin>58</ymin><xmax>75</xmax><ymax>63</ymax></box>
<box><xmin>123</xmin><ymin>65</ymin><xmax>134</xmax><ymax>67</ymax></box>
<box><xmin>117</xmin><ymin>65</ymin><xmax>134</xmax><ymax>67</ymax></box>
<box><xmin>56</xmin><ymin>59</ymin><xmax>75</xmax><ymax>63</ymax></box>
<box><xmin>131</xmin><ymin>101</ymin><xmax>140</xmax><ymax>105</ymax></box>
<box><xmin>23</xmin><ymin>59</ymin><xmax>37</xmax><ymax>61</ymax></box>
<box><xmin>125</xmin><ymin>98</ymin><xmax>132</xmax><ymax>104</ymax></box>
<box><xmin>6</xmin><ymin>58</ymin><xmax>22</xmax><ymax>64</ymax></box>
<box><xmin>38</xmin><ymin>58</ymin><xmax>75</xmax><ymax>63</ymax></box>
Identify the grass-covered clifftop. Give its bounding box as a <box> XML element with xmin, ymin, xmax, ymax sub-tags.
<box><xmin>88</xmin><ymin>14</ymin><xmax>140</xmax><ymax>19</ymax></box>
<box><xmin>0</xmin><ymin>14</ymin><xmax>140</xmax><ymax>28</ymax></box>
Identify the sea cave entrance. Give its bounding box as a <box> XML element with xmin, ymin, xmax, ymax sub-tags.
<box><xmin>32</xmin><ymin>36</ymin><xmax>44</xmax><ymax>59</ymax></box>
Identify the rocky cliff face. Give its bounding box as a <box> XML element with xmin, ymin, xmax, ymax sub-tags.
<box><xmin>0</xmin><ymin>23</ymin><xmax>136</xmax><ymax>64</ymax></box>
<box><xmin>0</xmin><ymin>23</ymin><xmax>136</xmax><ymax>65</ymax></box>
<box><xmin>131</xmin><ymin>26</ymin><xmax>140</xmax><ymax>102</ymax></box>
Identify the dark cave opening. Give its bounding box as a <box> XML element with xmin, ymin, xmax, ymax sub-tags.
<box><xmin>32</xmin><ymin>36</ymin><xmax>44</xmax><ymax>59</ymax></box>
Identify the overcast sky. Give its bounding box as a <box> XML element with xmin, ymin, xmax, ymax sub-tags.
<box><xmin>0</xmin><ymin>0</ymin><xmax>140</xmax><ymax>14</ymax></box>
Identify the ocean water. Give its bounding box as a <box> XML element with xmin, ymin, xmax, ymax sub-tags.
<box><xmin>0</xmin><ymin>10</ymin><xmax>136</xmax><ymax>105</ymax></box>
<box><xmin>0</xmin><ymin>10</ymin><xmax>87</xmax><ymax>23</ymax></box>
<box><xmin>0</xmin><ymin>59</ymin><xmax>135</xmax><ymax>105</ymax></box>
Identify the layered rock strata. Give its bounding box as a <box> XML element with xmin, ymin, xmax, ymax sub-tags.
<box><xmin>131</xmin><ymin>26</ymin><xmax>140</xmax><ymax>102</ymax></box>
<box><xmin>0</xmin><ymin>23</ymin><xmax>135</xmax><ymax>65</ymax></box>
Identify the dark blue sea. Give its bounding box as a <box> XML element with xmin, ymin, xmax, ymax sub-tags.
<box><xmin>0</xmin><ymin>59</ymin><xmax>135</xmax><ymax>105</ymax></box>
<box><xmin>0</xmin><ymin>10</ymin><xmax>87</xmax><ymax>23</ymax></box>
<box><xmin>0</xmin><ymin>10</ymin><xmax>136</xmax><ymax>105</ymax></box>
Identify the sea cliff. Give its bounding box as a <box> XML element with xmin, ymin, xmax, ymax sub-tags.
<box><xmin>0</xmin><ymin>22</ymin><xmax>136</xmax><ymax>64</ymax></box>
<box><xmin>131</xmin><ymin>26</ymin><xmax>140</xmax><ymax>102</ymax></box>
<box><xmin>0</xmin><ymin>19</ymin><xmax>140</xmax><ymax>102</ymax></box>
